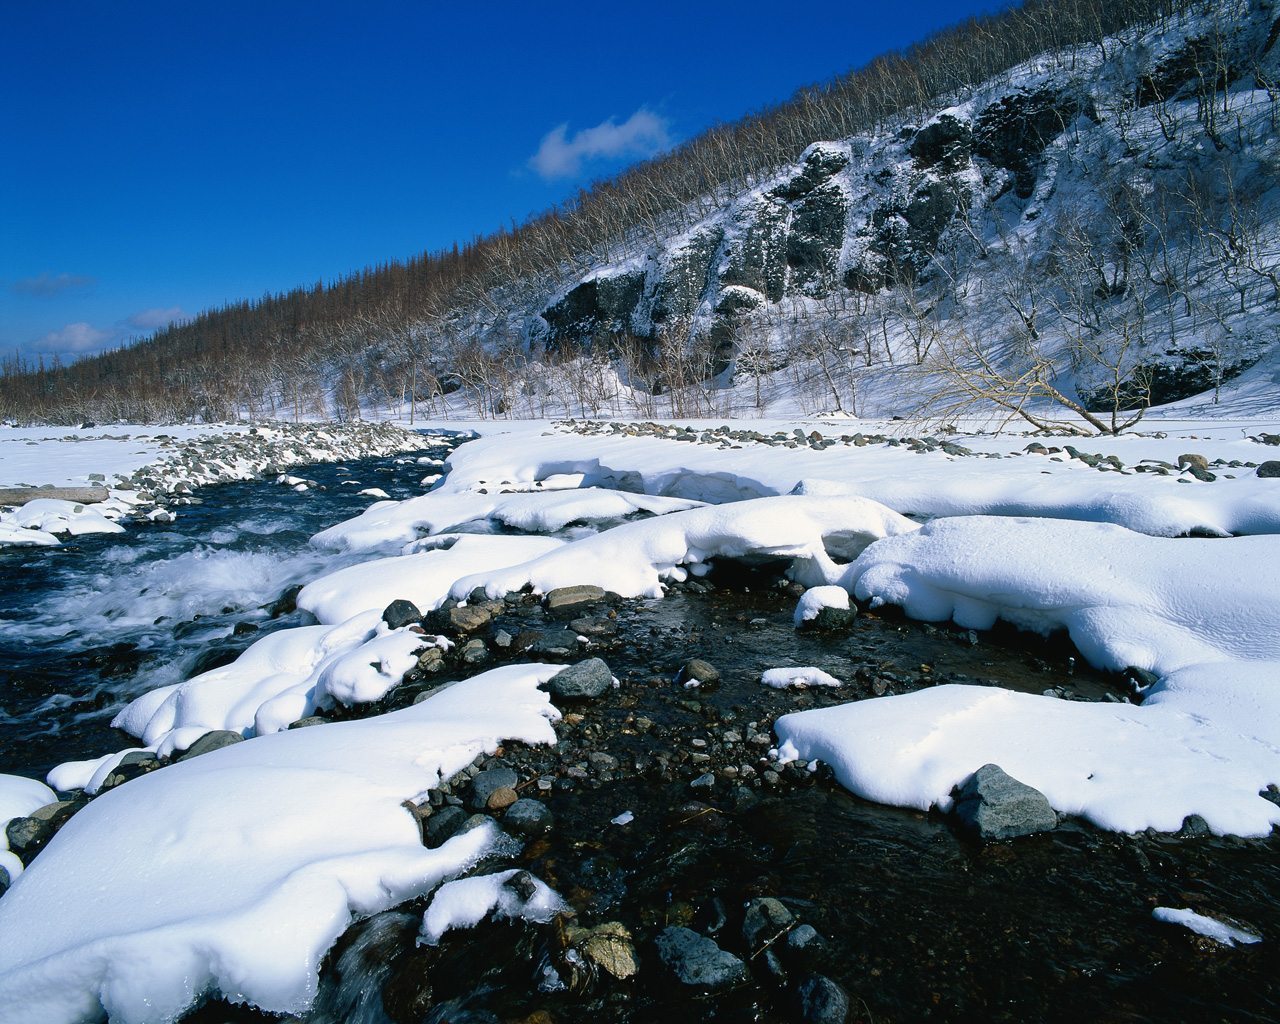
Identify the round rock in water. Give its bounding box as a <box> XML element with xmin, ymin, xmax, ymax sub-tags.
<box><xmin>542</xmin><ymin>658</ymin><xmax>613</xmax><ymax>700</ymax></box>
<box><xmin>654</xmin><ymin>926</ymin><xmax>748</xmax><ymax>990</ymax></box>
<box><xmin>952</xmin><ymin>763</ymin><xmax>1057</xmax><ymax>840</ymax></box>
<box><xmin>678</xmin><ymin>659</ymin><xmax>721</xmax><ymax>688</ymax></box>
<box><xmin>503</xmin><ymin>798</ymin><xmax>554</xmax><ymax>837</ymax></box>
<box><xmin>796</xmin><ymin>973</ymin><xmax>851</xmax><ymax>1024</ymax></box>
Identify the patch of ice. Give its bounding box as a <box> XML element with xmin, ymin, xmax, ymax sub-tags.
<box><xmin>1152</xmin><ymin>907</ymin><xmax>1262</xmax><ymax>946</ymax></box>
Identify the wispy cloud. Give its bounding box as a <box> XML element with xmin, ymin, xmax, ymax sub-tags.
<box><xmin>11</xmin><ymin>272</ymin><xmax>95</xmax><ymax>297</ymax></box>
<box><xmin>529</xmin><ymin>107</ymin><xmax>673</xmax><ymax>180</ymax></box>
<box><xmin>32</xmin><ymin>322</ymin><xmax>113</xmax><ymax>356</ymax></box>
<box><xmin>128</xmin><ymin>306</ymin><xmax>186</xmax><ymax>331</ymax></box>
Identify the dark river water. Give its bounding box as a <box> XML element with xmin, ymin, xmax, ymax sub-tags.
<box><xmin>3</xmin><ymin>439</ymin><xmax>1278</xmax><ymax>1024</ymax></box>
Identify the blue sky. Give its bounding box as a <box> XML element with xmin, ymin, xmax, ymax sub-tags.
<box><xmin>1</xmin><ymin>1</ymin><xmax>1009</xmax><ymax>362</ymax></box>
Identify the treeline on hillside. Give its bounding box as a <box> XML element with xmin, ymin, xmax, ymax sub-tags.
<box><xmin>2</xmin><ymin>0</ymin><xmax>1193</xmax><ymax>422</ymax></box>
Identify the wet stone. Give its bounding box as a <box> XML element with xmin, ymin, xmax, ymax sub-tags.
<box><xmin>542</xmin><ymin>658</ymin><xmax>613</xmax><ymax>700</ymax></box>
<box><xmin>678</xmin><ymin>658</ymin><xmax>721</xmax><ymax>688</ymax></box>
<box><xmin>530</xmin><ymin>630</ymin><xmax>580</xmax><ymax>656</ymax></box>
<box><xmin>953</xmin><ymin>763</ymin><xmax>1057</xmax><ymax>840</ymax></box>
<box><xmin>795</xmin><ymin>973</ymin><xmax>851</xmax><ymax>1024</ymax></box>
<box><xmin>471</xmin><ymin>767</ymin><xmax>519</xmax><ymax>809</ymax></box>
<box><xmin>486</xmin><ymin>786</ymin><xmax>518</xmax><ymax>811</ymax></box>
<box><xmin>449</xmin><ymin>604</ymin><xmax>494</xmax><ymax>632</ymax></box>
<box><xmin>425</xmin><ymin>806</ymin><xmax>468</xmax><ymax>846</ymax></box>
<box><xmin>503</xmin><ymin>798</ymin><xmax>554</xmax><ymax>837</ymax></box>
<box><xmin>654</xmin><ymin>926</ymin><xmax>749</xmax><ymax>990</ymax></box>
<box><xmin>545</xmin><ymin>585</ymin><xmax>606</xmax><ymax>612</ymax></box>
<box><xmin>743</xmin><ymin>896</ymin><xmax>795</xmax><ymax>954</ymax></box>
<box><xmin>177</xmin><ymin>729</ymin><xmax>244</xmax><ymax>762</ymax></box>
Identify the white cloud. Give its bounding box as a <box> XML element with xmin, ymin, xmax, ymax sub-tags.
<box><xmin>128</xmin><ymin>306</ymin><xmax>186</xmax><ymax>331</ymax></box>
<box><xmin>32</xmin><ymin>322</ymin><xmax>113</xmax><ymax>355</ymax></box>
<box><xmin>529</xmin><ymin>107</ymin><xmax>673</xmax><ymax>180</ymax></box>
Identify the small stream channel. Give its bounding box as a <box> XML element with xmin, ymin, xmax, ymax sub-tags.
<box><xmin>2</xmin><ymin>440</ymin><xmax>1277</xmax><ymax>1023</ymax></box>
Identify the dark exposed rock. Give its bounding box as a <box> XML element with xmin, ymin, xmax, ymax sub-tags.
<box><xmin>542</xmin><ymin>271</ymin><xmax>647</xmax><ymax>346</ymax></box>
<box><xmin>654</xmin><ymin>926</ymin><xmax>749</xmax><ymax>990</ymax></box>
<box><xmin>503</xmin><ymin>798</ymin><xmax>554</xmax><ymax>837</ymax></box>
<box><xmin>910</xmin><ymin>114</ymin><xmax>973</xmax><ymax>171</ymax></box>
<box><xmin>1257</xmin><ymin>460</ymin><xmax>1280</xmax><ymax>478</ymax></box>
<box><xmin>953</xmin><ymin>763</ymin><xmax>1057</xmax><ymax>840</ymax></box>
<box><xmin>449</xmin><ymin>604</ymin><xmax>494</xmax><ymax>632</ymax></box>
<box><xmin>650</xmin><ymin>226</ymin><xmax>723</xmax><ymax>326</ymax></box>
<box><xmin>543</xmin><ymin>658</ymin><xmax>613</xmax><ymax>700</ymax></box>
<box><xmin>974</xmin><ymin>87</ymin><xmax>1093</xmax><ymax>197</ymax></box>
<box><xmin>177</xmin><ymin>730</ymin><xmax>244</xmax><ymax>762</ymax></box>
<box><xmin>381</xmin><ymin>599</ymin><xmax>422</xmax><ymax>630</ymax></box>
<box><xmin>678</xmin><ymin>659</ymin><xmax>721</xmax><ymax>688</ymax></box>
<box><xmin>721</xmin><ymin>195</ymin><xmax>790</xmax><ymax>302</ymax></box>
<box><xmin>795</xmin><ymin>973</ymin><xmax>851</xmax><ymax>1024</ymax></box>
<box><xmin>425</xmin><ymin>805</ymin><xmax>468</xmax><ymax>846</ymax></box>
<box><xmin>743</xmin><ymin>896</ymin><xmax>795</xmax><ymax>954</ymax></box>
<box><xmin>471</xmin><ymin>767</ymin><xmax>519</xmax><ymax>810</ymax></box>
<box><xmin>786</xmin><ymin>180</ymin><xmax>849</xmax><ymax>295</ymax></box>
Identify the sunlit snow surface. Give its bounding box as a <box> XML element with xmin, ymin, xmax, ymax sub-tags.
<box><xmin>0</xmin><ymin>664</ymin><xmax>564</xmax><ymax>1024</ymax></box>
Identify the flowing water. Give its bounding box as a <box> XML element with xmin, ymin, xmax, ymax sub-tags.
<box><xmin>3</xmin><ymin>444</ymin><xmax>1278</xmax><ymax>1023</ymax></box>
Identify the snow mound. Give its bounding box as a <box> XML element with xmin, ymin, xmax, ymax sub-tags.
<box><xmin>848</xmin><ymin>516</ymin><xmax>1280</xmax><ymax>674</ymax></box>
<box><xmin>313</xmin><ymin>486</ymin><xmax>705</xmax><ymax>552</ymax></box>
<box><xmin>761</xmin><ymin>667</ymin><xmax>842</xmax><ymax>689</ymax></box>
<box><xmin>419</xmin><ymin>869</ymin><xmax>567</xmax><ymax>944</ymax></box>
<box><xmin>774</xmin><ymin>515</ymin><xmax>1280</xmax><ymax>836</ymax></box>
<box><xmin>7</xmin><ymin>498</ymin><xmax>124</xmax><ymax>538</ymax></box>
<box><xmin>0</xmin><ymin>774</ymin><xmax>57</xmax><ymax>882</ymax></box>
<box><xmin>793</xmin><ymin>585</ymin><xmax>850</xmax><ymax>626</ymax></box>
<box><xmin>51</xmin><ymin>613</ymin><xmax>443</xmax><ymax>792</ymax></box>
<box><xmin>450</xmin><ymin>494</ymin><xmax>919</xmax><ymax>601</ymax></box>
<box><xmin>299</xmin><ymin>534</ymin><xmax>565</xmax><ymax>625</ymax></box>
<box><xmin>0</xmin><ymin>663</ymin><xmax>564</xmax><ymax>1024</ymax></box>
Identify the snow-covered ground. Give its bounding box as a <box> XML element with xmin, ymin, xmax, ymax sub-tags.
<box><xmin>1</xmin><ymin>410</ymin><xmax>1278</xmax><ymax>1020</ymax></box>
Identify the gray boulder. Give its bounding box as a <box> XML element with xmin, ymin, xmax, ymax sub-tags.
<box><xmin>177</xmin><ymin>730</ymin><xmax>244</xmax><ymax>762</ymax></box>
<box><xmin>654</xmin><ymin>926</ymin><xmax>749</xmax><ymax>990</ymax></box>
<box><xmin>1257</xmin><ymin>460</ymin><xmax>1280</xmax><ymax>478</ymax></box>
<box><xmin>542</xmin><ymin>658</ymin><xmax>613</xmax><ymax>700</ymax></box>
<box><xmin>504</xmin><ymin>798</ymin><xmax>554</xmax><ymax>838</ymax></box>
<box><xmin>545</xmin><ymin>585</ymin><xmax>606</xmax><ymax>612</ymax></box>
<box><xmin>470</xmin><ymin>767</ymin><xmax>519</xmax><ymax>810</ymax></box>
<box><xmin>953</xmin><ymin>763</ymin><xmax>1057</xmax><ymax>840</ymax></box>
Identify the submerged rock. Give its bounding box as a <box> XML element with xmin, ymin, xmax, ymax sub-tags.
<box><xmin>654</xmin><ymin>926</ymin><xmax>748</xmax><ymax>990</ymax></box>
<box><xmin>795</xmin><ymin>973</ymin><xmax>851</xmax><ymax>1024</ymax></box>
<box><xmin>743</xmin><ymin>896</ymin><xmax>795</xmax><ymax>954</ymax></box>
<box><xmin>503</xmin><ymin>798</ymin><xmax>554</xmax><ymax>837</ymax></box>
<box><xmin>952</xmin><ymin>763</ymin><xmax>1057</xmax><ymax>840</ymax></box>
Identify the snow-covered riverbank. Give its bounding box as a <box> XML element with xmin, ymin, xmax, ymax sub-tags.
<box><xmin>1</xmin><ymin>414</ymin><xmax>1279</xmax><ymax>1022</ymax></box>
<box><xmin>0</xmin><ymin>421</ymin><xmax>429</xmax><ymax>547</ymax></box>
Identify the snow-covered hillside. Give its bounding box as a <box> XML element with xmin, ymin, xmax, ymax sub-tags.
<box><xmin>381</xmin><ymin>0</ymin><xmax>1280</xmax><ymax>427</ymax></box>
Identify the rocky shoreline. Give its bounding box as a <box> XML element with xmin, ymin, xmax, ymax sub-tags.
<box><xmin>9</xmin><ymin>550</ymin><xmax>1274</xmax><ymax>1023</ymax></box>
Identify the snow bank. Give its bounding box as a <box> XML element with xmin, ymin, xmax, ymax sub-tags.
<box><xmin>435</xmin><ymin>424</ymin><xmax>1280</xmax><ymax>537</ymax></box>
<box><xmin>848</xmin><ymin>517</ymin><xmax>1279</xmax><ymax>674</ymax></box>
<box><xmin>450</xmin><ymin>494</ymin><xmax>919</xmax><ymax>601</ymax></box>
<box><xmin>419</xmin><ymin>869</ymin><xmax>567</xmax><ymax>944</ymax></box>
<box><xmin>776</xmin><ymin>516</ymin><xmax>1280</xmax><ymax>836</ymax></box>
<box><xmin>51</xmin><ymin>613</ymin><xmax>444</xmax><ymax>792</ymax></box>
<box><xmin>313</xmin><ymin>486</ymin><xmax>704</xmax><ymax>552</ymax></box>
<box><xmin>0</xmin><ymin>774</ymin><xmax>56</xmax><ymax>883</ymax></box>
<box><xmin>6</xmin><ymin>498</ymin><xmax>125</xmax><ymax>538</ymax></box>
<box><xmin>0</xmin><ymin>663</ymin><xmax>564</xmax><ymax>1024</ymax></box>
<box><xmin>761</xmin><ymin>667</ymin><xmax>842</xmax><ymax>689</ymax></box>
<box><xmin>299</xmin><ymin>534</ymin><xmax>565</xmax><ymax>625</ymax></box>
<box><xmin>1152</xmin><ymin>907</ymin><xmax>1262</xmax><ymax>946</ymax></box>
